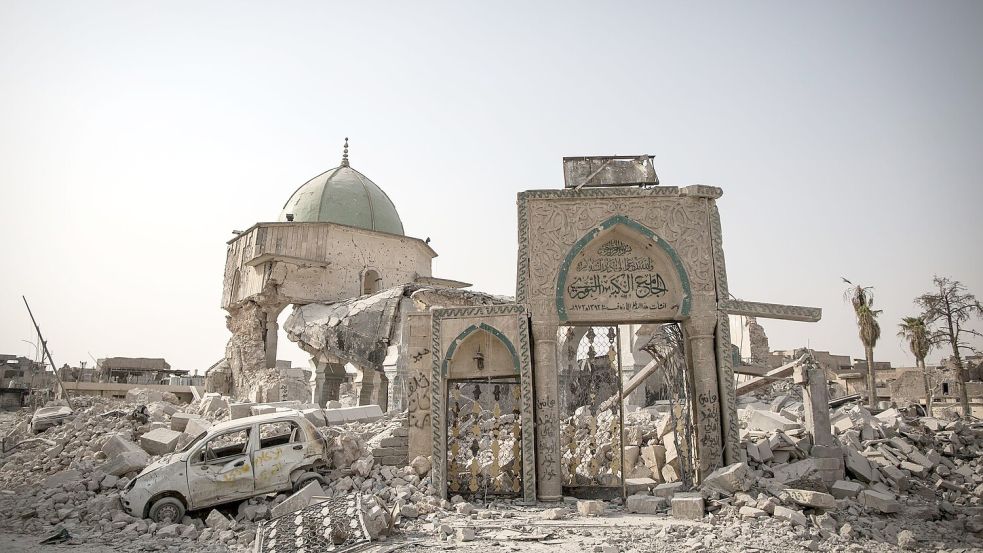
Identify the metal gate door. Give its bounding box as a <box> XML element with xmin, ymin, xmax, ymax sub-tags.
<box><xmin>558</xmin><ymin>326</ymin><xmax>626</xmax><ymax>498</ymax></box>
<box><xmin>446</xmin><ymin>378</ymin><xmax>522</xmax><ymax>500</ymax></box>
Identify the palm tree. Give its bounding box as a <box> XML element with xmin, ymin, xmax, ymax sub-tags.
<box><xmin>898</xmin><ymin>316</ymin><xmax>933</xmax><ymax>416</ymax></box>
<box><xmin>843</xmin><ymin>279</ymin><xmax>882</xmax><ymax>407</ymax></box>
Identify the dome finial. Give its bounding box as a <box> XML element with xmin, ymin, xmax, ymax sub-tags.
<box><xmin>341</xmin><ymin>137</ymin><xmax>350</xmax><ymax>167</ymax></box>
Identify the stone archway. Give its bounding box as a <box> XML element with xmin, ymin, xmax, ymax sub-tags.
<box><xmin>430</xmin><ymin>306</ymin><xmax>537</xmax><ymax>503</ymax></box>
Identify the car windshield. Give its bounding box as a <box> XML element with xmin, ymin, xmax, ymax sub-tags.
<box><xmin>179</xmin><ymin>431</ymin><xmax>208</xmax><ymax>452</ymax></box>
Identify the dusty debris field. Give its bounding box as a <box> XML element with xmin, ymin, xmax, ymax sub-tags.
<box><xmin>1</xmin><ymin>392</ymin><xmax>982</xmax><ymax>553</ymax></box>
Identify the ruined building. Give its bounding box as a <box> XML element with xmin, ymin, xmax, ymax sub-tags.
<box><xmin>220</xmin><ymin>148</ymin><xmax>824</xmax><ymax>502</ymax></box>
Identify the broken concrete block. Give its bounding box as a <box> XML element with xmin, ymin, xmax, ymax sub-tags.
<box><xmin>786</xmin><ymin>489</ymin><xmax>836</xmax><ymax>509</ymax></box>
<box><xmin>906</xmin><ymin>449</ymin><xmax>936</xmax><ymax>470</ymax></box>
<box><xmin>410</xmin><ymin>455</ymin><xmax>432</xmax><ymax>476</ymax></box>
<box><xmin>670</xmin><ymin>492</ymin><xmax>704</xmax><ymax>520</ymax></box>
<box><xmin>101</xmin><ymin>450</ymin><xmax>150</xmax><ymax>476</ymax></box>
<box><xmin>300</xmin><ymin>408</ymin><xmax>326</xmax><ymax>427</ymax></box>
<box><xmin>770</xmin><ymin>459</ymin><xmax>819</xmax><ymax>484</ymax></box>
<box><xmin>844</xmin><ymin>447</ymin><xmax>876</xmax><ymax>483</ymax></box>
<box><xmin>654</xmin><ymin>482</ymin><xmax>683</xmax><ymax>499</ymax></box>
<box><xmin>830</xmin><ymin>480</ymin><xmax>864</xmax><ymax>499</ymax></box>
<box><xmin>703</xmin><ymin>462</ymin><xmax>751</xmax><ymax>494</ymax></box>
<box><xmin>42</xmin><ymin>469</ymin><xmax>82</xmax><ymax>489</ymax></box>
<box><xmin>205</xmin><ymin>509</ymin><xmax>232</xmax><ymax>530</ymax></box>
<box><xmin>773</xmin><ymin>505</ymin><xmax>807</xmax><ymax>526</ymax></box>
<box><xmin>184</xmin><ymin>417</ymin><xmax>211</xmax><ymax>437</ymax></box>
<box><xmin>270</xmin><ymin>482</ymin><xmax>326</xmax><ymax>519</ymax></box>
<box><xmin>739</xmin><ymin>505</ymin><xmax>768</xmax><ymax>518</ymax></box>
<box><xmin>640</xmin><ymin>444</ymin><xmax>666</xmax><ymax>469</ymax></box>
<box><xmin>858</xmin><ymin>489</ymin><xmax>901</xmax><ymax>513</ymax></box>
<box><xmin>229</xmin><ymin>403</ymin><xmax>252</xmax><ymax>419</ymax></box>
<box><xmin>169</xmin><ymin>413</ymin><xmax>196</xmax><ymax>432</ymax></box>
<box><xmin>626</xmin><ymin>495</ymin><xmax>667</xmax><ymax>514</ymax></box>
<box><xmin>455</xmin><ymin>527</ymin><xmax>476</xmax><ymax>542</ymax></box>
<box><xmin>577</xmin><ymin>500</ymin><xmax>605</xmax><ymax>516</ymax></box>
<box><xmin>747</xmin><ymin>409</ymin><xmax>801</xmax><ymax>432</ymax></box>
<box><xmin>102</xmin><ymin>434</ymin><xmax>143</xmax><ymax>458</ymax></box>
<box><xmin>625</xmin><ymin>477</ymin><xmax>658</xmax><ymax>495</ymax></box>
<box><xmin>140</xmin><ymin>428</ymin><xmax>183</xmax><ymax>456</ymax></box>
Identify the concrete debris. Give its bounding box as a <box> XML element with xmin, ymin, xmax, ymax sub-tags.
<box><xmin>3</xmin><ymin>390</ymin><xmax>983</xmax><ymax>552</ymax></box>
<box><xmin>670</xmin><ymin>492</ymin><xmax>704</xmax><ymax>520</ymax></box>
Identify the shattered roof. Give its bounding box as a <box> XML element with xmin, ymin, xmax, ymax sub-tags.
<box><xmin>284</xmin><ymin>284</ymin><xmax>508</xmax><ymax>372</ymax></box>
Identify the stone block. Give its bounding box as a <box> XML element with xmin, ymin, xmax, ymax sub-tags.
<box><xmin>670</xmin><ymin>493</ymin><xmax>704</xmax><ymax>520</ymax></box>
<box><xmin>786</xmin><ymin>489</ymin><xmax>836</xmax><ymax>509</ymax></box>
<box><xmin>42</xmin><ymin>469</ymin><xmax>82</xmax><ymax>489</ymax></box>
<box><xmin>577</xmin><ymin>500</ymin><xmax>605</xmax><ymax>516</ymax></box>
<box><xmin>844</xmin><ymin>447</ymin><xmax>876</xmax><ymax>483</ymax></box>
<box><xmin>654</xmin><ymin>481</ymin><xmax>683</xmax><ymax>499</ymax></box>
<box><xmin>229</xmin><ymin>403</ymin><xmax>252</xmax><ymax>419</ymax></box>
<box><xmin>140</xmin><ymin>428</ymin><xmax>183</xmax><ymax>456</ymax></box>
<box><xmin>770</xmin><ymin>459</ymin><xmax>819</xmax><ymax>484</ymax></box>
<box><xmin>625</xmin><ymin>477</ymin><xmax>658</xmax><ymax>495</ymax></box>
<box><xmin>170</xmin><ymin>413</ymin><xmax>196</xmax><ymax>432</ymax></box>
<box><xmin>906</xmin><ymin>450</ymin><xmax>936</xmax><ymax>470</ymax></box>
<box><xmin>301</xmin><ymin>408</ymin><xmax>326</xmax><ymax>427</ymax></box>
<box><xmin>380</xmin><ymin>437</ymin><xmax>406</xmax><ymax>448</ymax></box>
<box><xmin>270</xmin><ymin>481</ymin><xmax>326</xmax><ymax>519</ymax></box>
<box><xmin>773</xmin><ymin>505</ymin><xmax>807</xmax><ymax>526</ymax></box>
<box><xmin>747</xmin><ymin>409</ymin><xmax>800</xmax><ymax>432</ymax></box>
<box><xmin>102</xmin><ymin>435</ymin><xmax>143</xmax><ymax>458</ymax></box>
<box><xmin>739</xmin><ymin>505</ymin><xmax>768</xmax><ymax>518</ymax></box>
<box><xmin>858</xmin><ymin>489</ymin><xmax>901</xmax><ymax>513</ymax></box>
<box><xmin>184</xmin><ymin>418</ymin><xmax>211</xmax><ymax>437</ymax></box>
<box><xmin>205</xmin><ymin>509</ymin><xmax>232</xmax><ymax>530</ymax></box>
<box><xmin>703</xmin><ymin>462</ymin><xmax>751</xmax><ymax>494</ymax></box>
<box><xmin>456</xmin><ymin>527</ymin><xmax>476</xmax><ymax>542</ymax></box>
<box><xmin>829</xmin><ymin>480</ymin><xmax>864</xmax><ymax>499</ymax></box>
<box><xmin>626</xmin><ymin>495</ymin><xmax>666</xmax><ymax>514</ymax></box>
<box><xmin>101</xmin><ymin>450</ymin><xmax>150</xmax><ymax>476</ymax></box>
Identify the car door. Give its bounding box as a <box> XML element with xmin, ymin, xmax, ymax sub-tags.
<box><xmin>252</xmin><ymin>420</ymin><xmax>309</xmax><ymax>493</ymax></box>
<box><xmin>186</xmin><ymin>427</ymin><xmax>255</xmax><ymax>508</ymax></box>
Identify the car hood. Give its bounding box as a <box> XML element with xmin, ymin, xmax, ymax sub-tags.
<box><xmin>135</xmin><ymin>450</ymin><xmax>191</xmax><ymax>479</ymax></box>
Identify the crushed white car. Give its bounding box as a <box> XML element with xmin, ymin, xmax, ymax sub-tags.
<box><xmin>31</xmin><ymin>405</ymin><xmax>73</xmax><ymax>433</ymax></box>
<box><xmin>122</xmin><ymin>411</ymin><xmax>330</xmax><ymax>523</ymax></box>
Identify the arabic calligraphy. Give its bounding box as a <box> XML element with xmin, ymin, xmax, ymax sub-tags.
<box><xmin>597</xmin><ymin>239</ymin><xmax>632</xmax><ymax>257</ymax></box>
<box><xmin>567</xmin><ymin>272</ymin><xmax>668</xmax><ymax>300</ymax></box>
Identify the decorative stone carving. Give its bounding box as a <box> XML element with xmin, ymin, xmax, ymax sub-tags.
<box><xmin>430</xmin><ymin>305</ymin><xmax>537</xmax><ymax>503</ymax></box>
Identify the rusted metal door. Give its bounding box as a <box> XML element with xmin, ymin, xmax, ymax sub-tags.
<box><xmin>446</xmin><ymin>378</ymin><xmax>523</xmax><ymax>500</ymax></box>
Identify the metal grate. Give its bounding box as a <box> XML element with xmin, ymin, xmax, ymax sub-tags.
<box><xmin>558</xmin><ymin>326</ymin><xmax>625</xmax><ymax>491</ymax></box>
<box><xmin>446</xmin><ymin>378</ymin><xmax>523</xmax><ymax>500</ymax></box>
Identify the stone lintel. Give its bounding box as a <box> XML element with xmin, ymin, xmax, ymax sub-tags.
<box><xmin>719</xmin><ymin>300</ymin><xmax>821</xmax><ymax>323</ymax></box>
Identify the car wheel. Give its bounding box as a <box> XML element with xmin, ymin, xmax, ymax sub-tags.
<box><xmin>294</xmin><ymin>472</ymin><xmax>324</xmax><ymax>492</ymax></box>
<box><xmin>148</xmin><ymin>497</ymin><xmax>186</xmax><ymax>524</ymax></box>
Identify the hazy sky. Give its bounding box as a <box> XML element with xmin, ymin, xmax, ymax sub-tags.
<box><xmin>1</xmin><ymin>1</ymin><xmax>981</xmax><ymax>374</ymax></box>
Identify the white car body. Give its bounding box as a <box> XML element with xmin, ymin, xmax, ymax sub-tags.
<box><xmin>122</xmin><ymin>411</ymin><xmax>329</xmax><ymax>520</ymax></box>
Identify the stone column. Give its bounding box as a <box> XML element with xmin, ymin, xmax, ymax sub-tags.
<box><xmin>682</xmin><ymin>300</ymin><xmax>724</xmax><ymax>481</ymax></box>
<box><xmin>531</xmin><ymin>320</ymin><xmax>562</xmax><ymax>501</ymax></box>
<box><xmin>264</xmin><ymin>310</ymin><xmax>279</xmax><ymax>369</ymax></box>
<box><xmin>794</xmin><ymin>352</ymin><xmax>843</xmax><ymax>483</ymax></box>
<box><xmin>310</xmin><ymin>358</ymin><xmax>327</xmax><ymax>406</ymax></box>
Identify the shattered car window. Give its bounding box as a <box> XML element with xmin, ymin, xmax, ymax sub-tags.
<box><xmin>258</xmin><ymin>421</ymin><xmax>303</xmax><ymax>449</ymax></box>
<box><xmin>192</xmin><ymin>428</ymin><xmax>250</xmax><ymax>464</ymax></box>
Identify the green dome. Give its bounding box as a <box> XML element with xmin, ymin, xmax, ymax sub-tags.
<box><xmin>278</xmin><ymin>159</ymin><xmax>405</xmax><ymax>235</ymax></box>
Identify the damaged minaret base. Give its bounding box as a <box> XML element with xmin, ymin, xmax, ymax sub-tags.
<box><xmin>794</xmin><ymin>349</ymin><xmax>845</xmax><ymax>485</ymax></box>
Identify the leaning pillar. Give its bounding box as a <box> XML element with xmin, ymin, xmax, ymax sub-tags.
<box><xmin>531</xmin><ymin>320</ymin><xmax>562</xmax><ymax>501</ymax></box>
<box><xmin>264</xmin><ymin>310</ymin><xmax>279</xmax><ymax>369</ymax></box>
<box><xmin>682</xmin><ymin>301</ymin><xmax>725</xmax><ymax>481</ymax></box>
<box><xmin>795</xmin><ymin>351</ymin><xmax>844</xmax><ymax>484</ymax></box>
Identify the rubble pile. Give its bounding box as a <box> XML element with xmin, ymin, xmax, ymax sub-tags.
<box><xmin>562</xmin><ymin>405</ymin><xmax>690</xmax><ymax>487</ymax></box>
<box><xmin>0</xmin><ymin>393</ymin><xmax>437</xmax><ymax>551</ymax></box>
<box><xmin>690</xmin><ymin>393</ymin><xmax>983</xmax><ymax>550</ymax></box>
